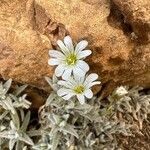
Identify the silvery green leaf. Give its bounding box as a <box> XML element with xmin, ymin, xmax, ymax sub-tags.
<box><xmin>65</xmin><ymin>101</ymin><xmax>75</xmax><ymax>109</ymax></box>
<box><xmin>10</xmin><ymin>120</ymin><xmax>17</xmax><ymax>130</ymax></box>
<box><xmin>50</xmin><ymin>114</ymin><xmax>61</xmax><ymax>125</ymax></box>
<box><xmin>74</xmin><ymin>103</ymin><xmax>93</xmax><ymax>112</ymax></box>
<box><xmin>9</xmin><ymin>94</ymin><xmax>17</xmax><ymax>101</ymax></box>
<box><xmin>45</xmin><ymin>76</ymin><xmax>58</xmax><ymax>91</ymax></box>
<box><xmin>85</xmin><ymin>133</ymin><xmax>96</xmax><ymax>147</ymax></box>
<box><xmin>51</xmin><ymin>133</ymin><xmax>61</xmax><ymax>150</ymax></box>
<box><xmin>45</xmin><ymin>77</ymin><xmax>53</xmax><ymax>87</ymax></box>
<box><xmin>45</xmin><ymin>93</ymin><xmax>57</xmax><ymax>106</ymax></box>
<box><xmin>0</xmin><ymin>125</ymin><xmax>6</xmax><ymax>131</ymax></box>
<box><xmin>0</xmin><ymin>111</ymin><xmax>9</xmax><ymax>120</ymax></box>
<box><xmin>32</xmin><ymin>142</ymin><xmax>52</xmax><ymax>150</ymax></box>
<box><xmin>3</xmin><ymin>79</ymin><xmax>12</xmax><ymax>94</ymax></box>
<box><xmin>9</xmin><ymin>139</ymin><xmax>16</xmax><ymax>150</ymax></box>
<box><xmin>23</xmin><ymin>146</ymin><xmax>28</xmax><ymax>150</ymax></box>
<box><xmin>19</xmin><ymin>133</ymin><xmax>34</xmax><ymax>146</ymax></box>
<box><xmin>0</xmin><ymin>97</ymin><xmax>15</xmax><ymax>114</ymax></box>
<box><xmin>11</xmin><ymin>111</ymin><xmax>20</xmax><ymax>129</ymax></box>
<box><xmin>12</xmin><ymin>94</ymin><xmax>31</xmax><ymax>109</ymax></box>
<box><xmin>15</xmin><ymin>141</ymin><xmax>24</xmax><ymax>150</ymax></box>
<box><xmin>52</xmin><ymin>75</ymin><xmax>58</xmax><ymax>83</ymax></box>
<box><xmin>132</xmin><ymin>110</ymin><xmax>138</xmax><ymax>120</ymax></box>
<box><xmin>20</xmin><ymin>109</ymin><xmax>25</xmax><ymax>122</ymax></box>
<box><xmin>59</xmin><ymin>121</ymin><xmax>67</xmax><ymax>127</ymax></box>
<box><xmin>21</xmin><ymin>111</ymin><xmax>30</xmax><ymax>132</ymax></box>
<box><xmin>13</xmin><ymin>84</ymin><xmax>28</xmax><ymax>96</ymax></box>
<box><xmin>0</xmin><ymin>130</ymin><xmax>16</xmax><ymax>139</ymax></box>
<box><xmin>62</xmin><ymin>114</ymin><xmax>69</xmax><ymax>121</ymax></box>
<box><xmin>60</xmin><ymin>124</ymin><xmax>79</xmax><ymax>139</ymax></box>
<box><xmin>49</xmin><ymin>127</ymin><xmax>59</xmax><ymax>137</ymax></box>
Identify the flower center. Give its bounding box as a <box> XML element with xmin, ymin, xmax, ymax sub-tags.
<box><xmin>66</xmin><ymin>54</ymin><xmax>77</xmax><ymax>65</ymax></box>
<box><xmin>74</xmin><ymin>85</ymin><xmax>85</xmax><ymax>94</ymax></box>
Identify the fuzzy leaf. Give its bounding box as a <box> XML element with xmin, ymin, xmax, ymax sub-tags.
<box><xmin>51</xmin><ymin>132</ymin><xmax>61</xmax><ymax>150</ymax></box>
<box><xmin>21</xmin><ymin>111</ymin><xmax>30</xmax><ymax>132</ymax></box>
<box><xmin>9</xmin><ymin>139</ymin><xmax>16</xmax><ymax>150</ymax></box>
<box><xmin>13</xmin><ymin>85</ymin><xmax>28</xmax><ymax>96</ymax></box>
<box><xmin>3</xmin><ymin>79</ymin><xmax>12</xmax><ymax>94</ymax></box>
<box><xmin>60</xmin><ymin>124</ymin><xmax>79</xmax><ymax>139</ymax></box>
<box><xmin>19</xmin><ymin>133</ymin><xmax>34</xmax><ymax>146</ymax></box>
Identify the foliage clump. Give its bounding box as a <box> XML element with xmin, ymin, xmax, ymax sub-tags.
<box><xmin>0</xmin><ymin>79</ymin><xmax>149</xmax><ymax>150</ymax></box>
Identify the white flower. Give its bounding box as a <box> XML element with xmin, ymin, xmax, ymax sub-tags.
<box><xmin>48</xmin><ymin>36</ymin><xmax>92</xmax><ymax>78</ymax></box>
<box><xmin>115</xmin><ymin>86</ymin><xmax>128</xmax><ymax>97</ymax></box>
<box><xmin>57</xmin><ymin>73</ymin><xmax>101</xmax><ymax>104</ymax></box>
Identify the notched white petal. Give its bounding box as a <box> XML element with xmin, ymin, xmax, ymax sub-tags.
<box><xmin>87</xmin><ymin>81</ymin><xmax>101</xmax><ymax>88</ymax></box>
<box><xmin>77</xmin><ymin>50</ymin><xmax>92</xmax><ymax>59</ymax></box>
<box><xmin>62</xmin><ymin>68</ymin><xmax>72</xmax><ymax>79</ymax></box>
<box><xmin>62</xmin><ymin>93</ymin><xmax>75</xmax><ymax>100</ymax></box>
<box><xmin>84</xmin><ymin>89</ymin><xmax>93</xmax><ymax>99</ymax></box>
<box><xmin>57</xmin><ymin>88</ymin><xmax>70</xmax><ymax>96</ymax></box>
<box><xmin>57</xmin><ymin>40</ymin><xmax>69</xmax><ymax>54</ymax></box>
<box><xmin>64</xmin><ymin>36</ymin><xmax>74</xmax><ymax>52</ymax></box>
<box><xmin>84</xmin><ymin>73</ymin><xmax>99</xmax><ymax>85</ymax></box>
<box><xmin>55</xmin><ymin>65</ymin><xmax>65</xmax><ymax>77</ymax></box>
<box><xmin>75</xmin><ymin>40</ymin><xmax>88</xmax><ymax>53</ymax></box>
<box><xmin>77</xmin><ymin>94</ymin><xmax>85</xmax><ymax>105</ymax></box>
<box><xmin>48</xmin><ymin>59</ymin><xmax>60</xmax><ymax>66</ymax></box>
<box><xmin>77</xmin><ymin>60</ymin><xmax>89</xmax><ymax>72</ymax></box>
<box><xmin>73</xmin><ymin>66</ymin><xmax>86</xmax><ymax>77</ymax></box>
<box><xmin>49</xmin><ymin>50</ymin><xmax>65</xmax><ymax>59</ymax></box>
<box><xmin>57</xmin><ymin>80</ymin><xmax>74</xmax><ymax>88</ymax></box>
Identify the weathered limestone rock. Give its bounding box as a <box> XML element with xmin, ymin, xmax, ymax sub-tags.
<box><xmin>0</xmin><ymin>0</ymin><xmax>53</xmax><ymax>90</ymax></box>
<box><xmin>0</xmin><ymin>0</ymin><xmax>150</xmax><ymax>94</ymax></box>
<box><xmin>113</xmin><ymin>0</ymin><xmax>150</xmax><ymax>43</ymax></box>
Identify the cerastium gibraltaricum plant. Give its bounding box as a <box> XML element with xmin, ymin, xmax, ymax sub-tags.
<box><xmin>48</xmin><ymin>35</ymin><xmax>101</xmax><ymax>105</ymax></box>
<box><xmin>0</xmin><ymin>36</ymin><xmax>150</xmax><ymax>150</ymax></box>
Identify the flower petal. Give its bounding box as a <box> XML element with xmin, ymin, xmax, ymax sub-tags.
<box><xmin>57</xmin><ymin>80</ymin><xmax>74</xmax><ymax>88</ymax></box>
<box><xmin>68</xmin><ymin>78</ymin><xmax>79</xmax><ymax>88</ymax></box>
<box><xmin>73</xmin><ymin>66</ymin><xmax>86</xmax><ymax>77</ymax></box>
<box><xmin>84</xmin><ymin>73</ymin><xmax>99</xmax><ymax>85</ymax></box>
<box><xmin>57</xmin><ymin>40</ymin><xmax>70</xmax><ymax>55</ymax></box>
<box><xmin>64</xmin><ymin>36</ymin><xmax>74</xmax><ymax>52</ymax></box>
<box><xmin>77</xmin><ymin>94</ymin><xmax>85</xmax><ymax>105</ymax></box>
<box><xmin>74</xmin><ymin>75</ymin><xmax>85</xmax><ymax>84</ymax></box>
<box><xmin>77</xmin><ymin>60</ymin><xmax>89</xmax><ymax>72</ymax></box>
<box><xmin>75</xmin><ymin>40</ymin><xmax>88</xmax><ymax>54</ymax></box>
<box><xmin>55</xmin><ymin>65</ymin><xmax>65</xmax><ymax>77</ymax></box>
<box><xmin>62</xmin><ymin>93</ymin><xmax>75</xmax><ymax>100</ymax></box>
<box><xmin>86</xmin><ymin>81</ymin><xmax>101</xmax><ymax>88</ymax></box>
<box><xmin>57</xmin><ymin>88</ymin><xmax>72</xmax><ymax>96</ymax></box>
<box><xmin>84</xmin><ymin>89</ymin><xmax>93</xmax><ymax>99</ymax></box>
<box><xmin>77</xmin><ymin>50</ymin><xmax>92</xmax><ymax>59</ymax></box>
<box><xmin>48</xmin><ymin>59</ymin><xmax>60</xmax><ymax>66</ymax></box>
<box><xmin>49</xmin><ymin>50</ymin><xmax>65</xmax><ymax>59</ymax></box>
<box><xmin>62</xmin><ymin>68</ymin><xmax>73</xmax><ymax>79</ymax></box>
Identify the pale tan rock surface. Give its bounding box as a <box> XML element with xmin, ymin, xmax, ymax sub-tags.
<box><xmin>0</xmin><ymin>0</ymin><xmax>53</xmax><ymax>90</ymax></box>
<box><xmin>0</xmin><ymin>0</ymin><xmax>150</xmax><ymax>93</ymax></box>
<box><xmin>113</xmin><ymin>0</ymin><xmax>150</xmax><ymax>43</ymax></box>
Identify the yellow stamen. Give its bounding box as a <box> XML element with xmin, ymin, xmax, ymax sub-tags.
<box><xmin>74</xmin><ymin>85</ymin><xmax>84</xmax><ymax>94</ymax></box>
<box><xmin>66</xmin><ymin>54</ymin><xmax>77</xmax><ymax>65</ymax></box>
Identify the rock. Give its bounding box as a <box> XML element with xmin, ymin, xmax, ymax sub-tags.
<box><xmin>113</xmin><ymin>0</ymin><xmax>150</xmax><ymax>43</ymax></box>
<box><xmin>0</xmin><ymin>0</ymin><xmax>53</xmax><ymax>90</ymax></box>
<box><xmin>0</xmin><ymin>0</ymin><xmax>149</xmax><ymax>95</ymax></box>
